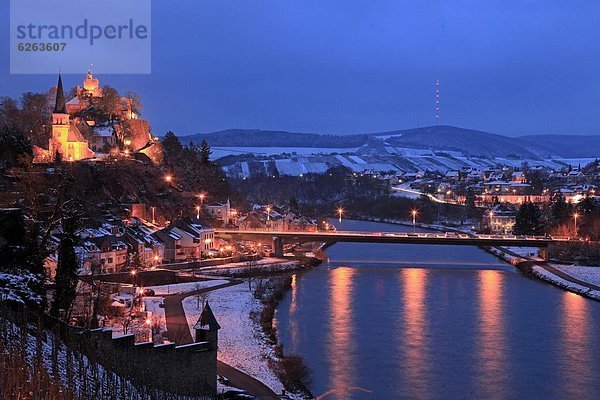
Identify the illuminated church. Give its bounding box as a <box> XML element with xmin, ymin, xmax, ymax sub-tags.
<box><xmin>49</xmin><ymin>73</ymin><xmax>95</xmax><ymax>161</ymax></box>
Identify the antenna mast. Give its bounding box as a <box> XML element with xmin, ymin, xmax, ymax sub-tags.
<box><xmin>435</xmin><ymin>79</ymin><xmax>440</xmax><ymax>126</ymax></box>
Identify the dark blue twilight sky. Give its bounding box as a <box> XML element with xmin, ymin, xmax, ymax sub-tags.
<box><xmin>1</xmin><ymin>0</ymin><xmax>600</xmax><ymax>137</ymax></box>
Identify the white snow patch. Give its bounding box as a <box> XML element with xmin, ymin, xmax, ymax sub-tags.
<box><xmin>532</xmin><ymin>266</ymin><xmax>600</xmax><ymax>300</ymax></box>
<box><xmin>145</xmin><ymin>280</ymin><xmax>229</xmax><ymax>295</ymax></box>
<box><xmin>183</xmin><ymin>283</ymin><xmax>286</xmax><ymax>395</ymax></box>
<box><xmin>550</xmin><ymin>264</ymin><xmax>600</xmax><ymax>287</ymax></box>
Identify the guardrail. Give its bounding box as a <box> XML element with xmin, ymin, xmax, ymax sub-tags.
<box><xmin>215</xmin><ymin>229</ymin><xmax>575</xmax><ymax>242</ymax></box>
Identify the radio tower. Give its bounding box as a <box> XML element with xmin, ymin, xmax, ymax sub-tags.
<box><xmin>435</xmin><ymin>80</ymin><xmax>440</xmax><ymax>125</ymax></box>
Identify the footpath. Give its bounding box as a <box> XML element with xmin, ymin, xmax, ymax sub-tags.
<box><xmin>162</xmin><ymin>279</ymin><xmax>280</xmax><ymax>399</ymax></box>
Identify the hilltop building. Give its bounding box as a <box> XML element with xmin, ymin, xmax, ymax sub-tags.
<box><xmin>48</xmin><ymin>73</ymin><xmax>95</xmax><ymax>162</ymax></box>
<box><xmin>34</xmin><ymin>71</ymin><xmax>163</xmax><ymax>164</ymax></box>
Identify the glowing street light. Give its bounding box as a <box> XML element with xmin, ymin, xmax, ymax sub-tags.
<box><xmin>411</xmin><ymin>208</ymin><xmax>418</xmax><ymax>231</ymax></box>
<box><xmin>130</xmin><ymin>269</ymin><xmax>137</xmax><ymax>287</ymax></box>
<box><xmin>573</xmin><ymin>213</ymin><xmax>580</xmax><ymax>237</ymax></box>
<box><xmin>337</xmin><ymin>207</ymin><xmax>344</xmax><ymax>223</ymax></box>
<box><xmin>198</xmin><ymin>193</ymin><xmax>206</xmax><ymax>204</ymax></box>
<box><xmin>164</xmin><ymin>174</ymin><xmax>173</xmax><ymax>183</ymax></box>
<box><xmin>196</xmin><ymin>205</ymin><xmax>201</xmax><ymax>219</ymax></box>
<box><xmin>266</xmin><ymin>206</ymin><xmax>271</xmax><ymax>221</ymax></box>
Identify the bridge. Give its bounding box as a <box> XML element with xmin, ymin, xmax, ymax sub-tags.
<box><xmin>214</xmin><ymin>229</ymin><xmax>575</xmax><ymax>261</ymax></box>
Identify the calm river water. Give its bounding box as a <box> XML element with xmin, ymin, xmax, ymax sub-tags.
<box><xmin>275</xmin><ymin>219</ymin><xmax>600</xmax><ymax>399</ymax></box>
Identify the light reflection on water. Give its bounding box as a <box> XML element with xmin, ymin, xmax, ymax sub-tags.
<box><xmin>398</xmin><ymin>268</ymin><xmax>430</xmax><ymax>399</ymax></box>
<box><xmin>477</xmin><ymin>269</ymin><xmax>507</xmax><ymax>400</ymax></box>
<box><xmin>274</xmin><ymin>220</ymin><xmax>600</xmax><ymax>399</ymax></box>
<box><xmin>562</xmin><ymin>291</ymin><xmax>595</xmax><ymax>398</ymax></box>
<box><xmin>288</xmin><ymin>274</ymin><xmax>299</xmax><ymax>353</ymax></box>
<box><xmin>327</xmin><ymin>267</ymin><xmax>356</xmax><ymax>400</ymax></box>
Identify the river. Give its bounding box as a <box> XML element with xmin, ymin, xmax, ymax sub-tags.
<box><xmin>274</xmin><ymin>219</ymin><xmax>600</xmax><ymax>399</ymax></box>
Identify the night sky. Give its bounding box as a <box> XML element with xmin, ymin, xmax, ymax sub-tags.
<box><xmin>1</xmin><ymin>0</ymin><xmax>600</xmax><ymax>137</ymax></box>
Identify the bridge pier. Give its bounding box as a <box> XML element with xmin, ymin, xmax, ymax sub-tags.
<box><xmin>539</xmin><ymin>246</ymin><xmax>549</xmax><ymax>262</ymax></box>
<box><xmin>272</xmin><ymin>237</ymin><xmax>284</xmax><ymax>258</ymax></box>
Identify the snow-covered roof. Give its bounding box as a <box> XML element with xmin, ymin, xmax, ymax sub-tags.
<box><xmin>66</xmin><ymin>97</ymin><xmax>81</xmax><ymax>105</ymax></box>
<box><xmin>94</xmin><ymin>127</ymin><xmax>114</xmax><ymax>137</ymax></box>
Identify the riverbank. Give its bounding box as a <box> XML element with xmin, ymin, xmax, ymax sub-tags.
<box><xmin>487</xmin><ymin>246</ymin><xmax>600</xmax><ymax>301</ymax></box>
<box><xmin>179</xmin><ymin>257</ymin><xmax>320</xmax><ymax>399</ymax></box>
<box><xmin>355</xmin><ymin>216</ymin><xmax>473</xmax><ymax>233</ymax></box>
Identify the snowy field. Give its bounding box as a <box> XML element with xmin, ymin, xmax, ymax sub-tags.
<box><xmin>551</xmin><ymin>264</ymin><xmax>600</xmax><ymax>287</ymax></box>
<box><xmin>503</xmin><ymin>246</ymin><xmax>540</xmax><ymax>259</ymax></box>
<box><xmin>214</xmin><ymin>142</ymin><xmax>598</xmax><ymax>179</ymax></box>
<box><xmin>145</xmin><ymin>280</ymin><xmax>229</xmax><ymax>295</ymax></box>
<box><xmin>143</xmin><ymin>297</ymin><xmax>165</xmax><ymax>321</ymax></box>
<box><xmin>212</xmin><ymin>146</ymin><xmax>360</xmax><ymax>159</ymax></box>
<box><xmin>183</xmin><ymin>283</ymin><xmax>289</xmax><ymax>396</ymax></box>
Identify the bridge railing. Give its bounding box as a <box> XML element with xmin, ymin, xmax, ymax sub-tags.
<box><xmin>216</xmin><ymin>229</ymin><xmax>572</xmax><ymax>242</ymax></box>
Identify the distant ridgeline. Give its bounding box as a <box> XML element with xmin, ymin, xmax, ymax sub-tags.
<box><xmin>179</xmin><ymin>126</ymin><xmax>600</xmax><ymax>159</ymax></box>
<box><xmin>180</xmin><ymin>129</ymin><xmax>370</xmax><ymax>148</ymax></box>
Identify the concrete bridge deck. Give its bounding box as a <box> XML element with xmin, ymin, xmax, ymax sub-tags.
<box><xmin>215</xmin><ymin>229</ymin><xmax>578</xmax><ymax>261</ymax></box>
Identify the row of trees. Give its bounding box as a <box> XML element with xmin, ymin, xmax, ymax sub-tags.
<box><xmin>0</xmin><ymin>92</ymin><xmax>52</xmax><ymax>147</ymax></box>
<box><xmin>161</xmin><ymin>132</ymin><xmax>229</xmax><ymax>199</ymax></box>
<box><xmin>513</xmin><ymin>193</ymin><xmax>600</xmax><ymax>240</ymax></box>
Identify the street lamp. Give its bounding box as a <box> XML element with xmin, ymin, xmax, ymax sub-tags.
<box><xmin>198</xmin><ymin>193</ymin><xmax>206</xmax><ymax>204</ymax></box>
<box><xmin>411</xmin><ymin>209</ymin><xmax>418</xmax><ymax>231</ymax></box>
<box><xmin>130</xmin><ymin>269</ymin><xmax>137</xmax><ymax>287</ymax></box>
<box><xmin>573</xmin><ymin>213</ymin><xmax>579</xmax><ymax>237</ymax></box>
<box><xmin>164</xmin><ymin>174</ymin><xmax>172</xmax><ymax>183</ymax></box>
<box><xmin>488</xmin><ymin>210</ymin><xmax>494</xmax><ymax>232</ymax></box>
<box><xmin>196</xmin><ymin>205</ymin><xmax>201</xmax><ymax>219</ymax></box>
<box><xmin>266</xmin><ymin>206</ymin><xmax>271</xmax><ymax>221</ymax></box>
<box><xmin>337</xmin><ymin>207</ymin><xmax>344</xmax><ymax>223</ymax></box>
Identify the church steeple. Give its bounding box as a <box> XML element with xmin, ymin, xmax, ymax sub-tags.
<box><xmin>54</xmin><ymin>73</ymin><xmax>67</xmax><ymax>114</ymax></box>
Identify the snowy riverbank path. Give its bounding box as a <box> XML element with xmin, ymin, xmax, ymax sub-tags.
<box><xmin>162</xmin><ymin>279</ymin><xmax>281</xmax><ymax>399</ymax></box>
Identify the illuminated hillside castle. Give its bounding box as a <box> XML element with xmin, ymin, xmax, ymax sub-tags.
<box><xmin>35</xmin><ymin>71</ymin><xmax>162</xmax><ymax>164</ymax></box>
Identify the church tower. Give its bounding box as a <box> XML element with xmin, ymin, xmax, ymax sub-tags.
<box><xmin>48</xmin><ymin>72</ymin><xmax>94</xmax><ymax>162</ymax></box>
<box><xmin>194</xmin><ymin>301</ymin><xmax>221</xmax><ymax>351</ymax></box>
<box><xmin>50</xmin><ymin>73</ymin><xmax>70</xmax><ymax>159</ymax></box>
